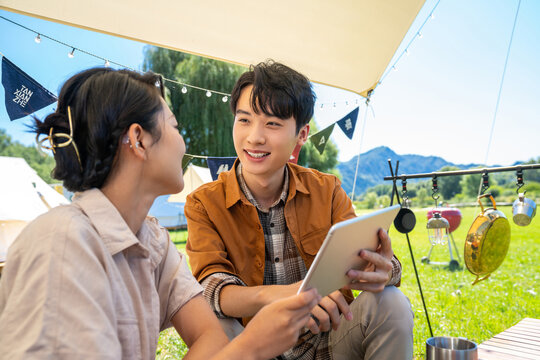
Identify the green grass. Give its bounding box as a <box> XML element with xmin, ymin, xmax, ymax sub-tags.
<box><xmin>394</xmin><ymin>206</ymin><xmax>540</xmax><ymax>359</ymax></box>
<box><xmin>157</xmin><ymin>206</ymin><xmax>540</xmax><ymax>359</ymax></box>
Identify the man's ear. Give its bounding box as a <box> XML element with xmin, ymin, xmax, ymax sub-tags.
<box><xmin>296</xmin><ymin>123</ymin><xmax>310</xmax><ymax>146</ymax></box>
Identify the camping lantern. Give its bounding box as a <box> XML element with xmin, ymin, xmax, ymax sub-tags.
<box><xmin>426</xmin><ymin>212</ymin><xmax>449</xmax><ymax>245</ymax></box>
<box><xmin>422</xmin><ymin>209</ymin><xmax>462</xmax><ymax>270</ymax></box>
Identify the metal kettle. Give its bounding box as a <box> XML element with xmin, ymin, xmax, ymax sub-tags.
<box><xmin>464</xmin><ymin>194</ymin><xmax>511</xmax><ymax>285</ymax></box>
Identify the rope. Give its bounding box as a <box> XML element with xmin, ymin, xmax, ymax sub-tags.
<box><xmin>350</xmin><ymin>96</ymin><xmax>371</xmax><ymax>200</ymax></box>
<box><xmin>482</xmin><ymin>0</ymin><xmax>522</xmax><ymax>166</ymax></box>
<box><xmin>0</xmin><ymin>15</ymin><xmax>232</xmax><ymax>97</ymax></box>
<box><xmin>378</xmin><ymin>0</ymin><xmax>442</xmax><ymax>85</ymax></box>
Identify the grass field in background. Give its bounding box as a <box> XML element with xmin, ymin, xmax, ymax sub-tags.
<box><xmin>157</xmin><ymin>206</ymin><xmax>540</xmax><ymax>359</ymax></box>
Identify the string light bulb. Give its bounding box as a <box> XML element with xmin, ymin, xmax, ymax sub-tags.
<box><xmin>34</xmin><ymin>34</ymin><xmax>41</xmax><ymax>43</ymax></box>
<box><xmin>418</xmin><ymin>32</ymin><xmax>423</xmax><ymax>39</ymax></box>
<box><xmin>104</xmin><ymin>60</ymin><xmax>110</xmax><ymax>67</ymax></box>
<box><xmin>181</xmin><ymin>86</ymin><xmax>187</xmax><ymax>94</ymax></box>
<box><xmin>222</xmin><ymin>96</ymin><xmax>228</xmax><ymax>102</ymax></box>
<box><xmin>206</xmin><ymin>90</ymin><xmax>212</xmax><ymax>97</ymax></box>
<box><xmin>405</xmin><ymin>49</ymin><xmax>410</xmax><ymax>56</ymax></box>
<box><xmin>68</xmin><ymin>48</ymin><xmax>75</xmax><ymax>58</ymax></box>
<box><xmin>430</xmin><ymin>12</ymin><xmax>435</xmax><ymax>19</ymax></box>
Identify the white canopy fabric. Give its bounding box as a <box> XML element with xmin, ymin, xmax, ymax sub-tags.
<box><xmin>168</xmin><ymin>164</ymin><xmax>212</xmax><ymax>204</ymax></box>
<box><xmin>1</xmin><ymin>0</ymin><xmax>425</xmax><ymax>97</ymax></box>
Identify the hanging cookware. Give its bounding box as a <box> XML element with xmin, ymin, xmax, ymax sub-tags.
<box><xmin>394</xmin><ymin>179</ymin><xmax>416</xmax><ymax>234</ymax></box>
<box><xmin>512</xmin><ymin>192</ymin><xmax>536</xmax><ymax>226</ymax></box>
<box><xmin>394</xmin><ymin>203</ymin><xmax>416</xmax><ymax>234</ymax></box>
<box><xmin>464</xmin><ymin>194</ymin><xmax>511</xmax><ymax>285</ymax></box>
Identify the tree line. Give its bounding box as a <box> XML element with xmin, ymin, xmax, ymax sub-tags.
<box><xmin>0</xmin><ymin>128</ymin><xmax>56</xmax><ymax>184</ymax></box>
<box><xmin>142</xmin><ymin>47</ymin><xmax>339</xmax><ymax>173</ymax></box>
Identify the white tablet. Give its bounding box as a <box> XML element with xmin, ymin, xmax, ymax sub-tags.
<box><xmin>297</xmin><ymin>204</ymin><xmax>400</xmax><ymax>297</ymax></box>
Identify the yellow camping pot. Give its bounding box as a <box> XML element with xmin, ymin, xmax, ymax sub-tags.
<box><xmin>464</xmin><ymin>194</ymin><xmax>511</xmax><ymax>285</ymax></box>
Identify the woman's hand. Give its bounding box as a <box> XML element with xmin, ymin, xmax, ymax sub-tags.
<box><xmin>229</xmin><ymin>289</ymin><xmax>320</xmax><ymax>360</ymax></box>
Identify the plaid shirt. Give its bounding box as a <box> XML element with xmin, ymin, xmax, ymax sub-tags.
<box><xmin>202</xmin><ymin>164</ymin><xmax>402</xmax><ymax>360</ymax></box>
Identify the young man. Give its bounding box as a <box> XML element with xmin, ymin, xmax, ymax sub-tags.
<box><xmin>185</xmin><ymin>61</ymin><xmax>414</xmax><ymax>360</ymax></box>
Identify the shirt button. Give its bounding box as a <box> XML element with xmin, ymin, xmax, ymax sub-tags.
<box><xmin>275</xmin><ymin>257</ymin><xmax>280</xmax><ymax>263</ymax></box>
<box><xmin>270</xmin><ymin>223</ymin><xmax>275</xmax><ymax>228</ymax></box>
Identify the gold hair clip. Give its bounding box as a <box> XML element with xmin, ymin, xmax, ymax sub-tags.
<box><xmin>36</xmin><ymin>106</ymin><xmax>83</xmax><ymax>171</ymax></box>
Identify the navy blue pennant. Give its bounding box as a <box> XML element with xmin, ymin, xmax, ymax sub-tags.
<box><xmin>207</xmin><ymin>157</ymin><xmax>237</xmax><ymax>180</ymax></box>
<box><xmin>336</xmin><ymin>107</ymin><xmax>359</xmax><ymax>139</ymax></box>
<box><xmin>2</xmin><ymin>57</ymin><xmax>57</xmax><ymax>121</ymax></box>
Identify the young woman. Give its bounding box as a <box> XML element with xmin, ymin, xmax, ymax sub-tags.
<box><xmin>0</xmin><ymin>68</ymin><xmax>319</xmax><ymax>359</ymax></box>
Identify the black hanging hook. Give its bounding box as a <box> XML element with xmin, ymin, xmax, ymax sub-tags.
<box><xmin>401</xmin><ymin>178</ymin><xmax>408</xmax><ymax>200</ymax></box>
<box><xmin>480</xmin><ymin>172</ymin><xmax>490</xmax><ymax>195</ymax></box>
<box><xmin>431</xmin><ymin>176</ymin><xmax>440</xmax><ymax>204</ymax></box>
<box><xmin>516</xmin><ymin>167</ymin><xmax>525</xmax><ymax>194</ymax></box>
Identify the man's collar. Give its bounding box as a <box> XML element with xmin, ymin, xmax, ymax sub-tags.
<box><xmin>225</xmin><ymin>159</ymin><xmax>246</xmax><ymax>208</ymax></box>
<box><xmin>73</xmin><ymin>188</ymin><xmax>149</xmax><ymax>257</ymax></box>
<box><xmin>223</xmin><ymin>160</ymin><xmax>310</xmax><ymax>208</ymax></box>
<box><xmin>286</xmin><ymin>162</ymin><xmax>310</xmax><ymax>199</ymax></box>
<box><xmin>236</xmin><ymin>163</ymin><xmax>289</xmax><ymax>212</ymax></box>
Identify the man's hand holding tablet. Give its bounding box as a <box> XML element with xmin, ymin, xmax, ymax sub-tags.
<box><xmin>297</xmin><ymin>205</ymin><xmax>400</xmax><ymax>334</ymax></box>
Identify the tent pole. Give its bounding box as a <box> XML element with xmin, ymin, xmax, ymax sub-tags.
<box><xmin>387</xmin><ymin>160</ymin><xmax>433</xmax><ymax>338</ymax></box>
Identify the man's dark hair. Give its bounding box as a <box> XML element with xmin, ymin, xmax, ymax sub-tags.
<box><xmin>230</xmin><ymin>60</ymin><xmax>316</xmax><ymax>133</ymax></box>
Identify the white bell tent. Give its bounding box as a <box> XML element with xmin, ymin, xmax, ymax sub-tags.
<box><xmin>0</xmin><ymin>156</ymin><xmax>69</xmax><ymax>261</ymax></box>
<box><xmin>168</xmin><ymin>164</ymin><xmax>212</xmax><ymax>204</ymax></box>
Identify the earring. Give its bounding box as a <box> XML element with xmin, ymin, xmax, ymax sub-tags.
<box><xmin>135</xmin><ymin>142</ymin><xmax>140</xmax><ymax>149</ymax></box>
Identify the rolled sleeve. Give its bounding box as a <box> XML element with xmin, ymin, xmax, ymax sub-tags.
<box><xmin>201</xmin><ymin>272</ymin><xmax>246</xmax><ymax>318</ymax></box>
<box><xmin>388</xmin><ymin>255</ymin><xmax>402</xmax><ymax>287</ymax></box>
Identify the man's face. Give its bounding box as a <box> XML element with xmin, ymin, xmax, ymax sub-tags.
<box><xmin>232</xmin><ymin>85</ymin><xmax>308</xmax><ymax>181</ymax></box>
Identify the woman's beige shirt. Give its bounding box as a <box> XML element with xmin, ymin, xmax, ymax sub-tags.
<box><xmin>0</xmin><ymin>188</ymin><xmax>202</xmax><ymax>359</ymax></box>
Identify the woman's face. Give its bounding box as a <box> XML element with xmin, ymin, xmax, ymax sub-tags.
<box><xmin>145</xmin><ymin>99</ymin><xmax>186</xmax><ymax>196</ymax></box>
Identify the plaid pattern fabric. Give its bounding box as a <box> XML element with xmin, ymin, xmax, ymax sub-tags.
<box><xmin>389</xmin><ymin>256</ymin><xmax>401</xmax><ymax>286</ymax></box>
<box><xmin>201</xmin><ymin>164</ymin><xmax>402</xmax><ymax>360</ymax></box>
<box><xmin>201</xmin><ymin>273</ymin><xmax>247</xmax><ymax>319</ymax></box>
<box><xmin>237</xmin><ymin>164</ymin><xmax>331</xmax><ymax>360</ymax></box>
<box><xmin>237</xmin><ymin>166</ymin><xmax>307</xmax><ymax>286</ymax></box>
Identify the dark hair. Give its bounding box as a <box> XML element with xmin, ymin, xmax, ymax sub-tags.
<box><xmin>34</xmin><ymin>68</ymin><xmax>165</xmax><ymax>192</ymax></box>
<box><xmin>230</xmin><ymin>60</ymin><xmax>316</xmax><ymax>133</ymax></box>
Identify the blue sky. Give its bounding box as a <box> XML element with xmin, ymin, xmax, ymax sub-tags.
<box><xmin>1</xmin><ymin>0</ymin><xmax>539</xmax><ymax>167</ymax></box>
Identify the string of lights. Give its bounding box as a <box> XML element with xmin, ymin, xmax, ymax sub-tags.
<box><xmin>3</xmin><ymin>0</ymin><xmax>440</xmax><ymax>110</ymax></box>
<box><xmin>0</xmin><ymin>15</ymin><xmax>233</xmax><ymax>100</ymax></box>
<box><xmin>378</xmin><ymin>0</ymin><xmax>442</xmax><ymax>85</ymax></box>
<box><xmin>314</xmin><ymin>0</ymin><xmax>442</xmax><ymax>108</ymax></box>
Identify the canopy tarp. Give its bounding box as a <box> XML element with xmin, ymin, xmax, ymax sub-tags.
<box><xmin>1</xmin><ymin>0</ymin><xmax>425</xmax><ymax>97</ymax></box>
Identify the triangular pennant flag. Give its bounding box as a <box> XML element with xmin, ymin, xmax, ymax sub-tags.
<box><xmin>182</xmin><ymin>154</ymin><xmax>194</xmax><ymax>173</ymax></box>
<box><xmin>207</xmin><ymin>157</ymin><xmax>237</xmax><ymax>180</ymax></box>
<box><xmin>336</xmin><ymin>107</ymin><xmax>359</xmax><ymax>139</ymax></box>
<box><xmin>289</xmin><ymin>143</ymin><xmax>302</xmax><ymax>164</ymax></box>
<box><xmin>309</xmin><ymin>123</ymin><xmax>335</xmax><ymax>155</ymax></box>
<box><xmin>1</xmin><ymin>57</ymin><xmax>57</xmax><ymax>121</ymax></box>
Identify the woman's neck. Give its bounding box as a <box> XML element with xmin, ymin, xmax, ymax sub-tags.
<box><xmin>100</xmin><ymin>180</ymin><xmax>155</xmax><ymax>235</ymax></box>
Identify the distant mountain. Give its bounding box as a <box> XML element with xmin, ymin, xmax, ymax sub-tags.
<box><xmin>337</xmin><ymin>146</ymin><xmax>481</xmax><ymax>196</ymax></box>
